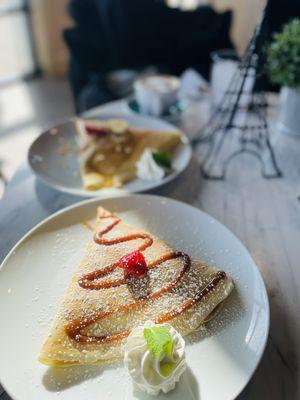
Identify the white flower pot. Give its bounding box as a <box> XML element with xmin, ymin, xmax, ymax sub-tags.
<box><xmin>277</xmin><ymin>86</ymin><xmax>300</xmax><ymax>137</ymax></box>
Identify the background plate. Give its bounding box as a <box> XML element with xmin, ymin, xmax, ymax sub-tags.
<box><xmin>28</xmin><ymin>113</ymin><xmax>192</xmax><ymax>197</ymax></box>
<box><xmin>0</xmin><ymin>195</ymin><xmax>269</xmax><ymax>400</ymax></box>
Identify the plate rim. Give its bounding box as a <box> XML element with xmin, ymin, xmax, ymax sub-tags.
<box><xmin>0</xmin><ymin>194</ymin><xmax>270</xmax><ymax>400</ymax></box>
<box><xmin>27</xmin><ymin>113</ymin><xmax>192</xmax><ymax>197</ymax></box>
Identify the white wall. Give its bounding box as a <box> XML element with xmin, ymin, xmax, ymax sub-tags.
<box><xmin>30</xmin><ymin>0</ymin><xmax>72</xmax><ymax>77</ymax></box>
<box><xmin>214</xmin><ymin>0</ymin><xmax>265</xmax><ymax>55</ymax></box>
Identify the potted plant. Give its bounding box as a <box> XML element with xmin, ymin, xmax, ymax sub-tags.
<box><xmin>268</xmin><ymin>18</ymin><xmax>300</xmax><ymax>137</ymax></box>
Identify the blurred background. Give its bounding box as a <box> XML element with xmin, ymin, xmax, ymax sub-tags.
<box><xmin>0</xmin><ymin>0</ymin><xmax>299</xmax><ymax>197</ymax></box>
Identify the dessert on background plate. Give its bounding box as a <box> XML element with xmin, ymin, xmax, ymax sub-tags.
<box><xmin>75</xmin><ymin>118</ymin><xmax>182</xmax><ymax>190</ymax></box>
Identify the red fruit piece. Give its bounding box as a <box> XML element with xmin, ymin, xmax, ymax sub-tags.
<box><xmin>85</xmin><ymin>125</ymin><xmax>110</xmax><ymax>137</ymax></box>
<box><xmin>119</xmin><ymin>250</ymin><xmax>148</xmax><ymax>279</ymax></box>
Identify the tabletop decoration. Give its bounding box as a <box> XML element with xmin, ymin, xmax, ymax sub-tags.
<box><xmin>193</xmin><ymin>0</ymin><xmax>282</xmax><ymax>180</ymax></box>
<box><xmin>267</xmin><ymin>18</ymin><xmax>300</xmax><ymax>137</ymax></box>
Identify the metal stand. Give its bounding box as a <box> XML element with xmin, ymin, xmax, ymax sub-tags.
<box><xmin>193</xmin><ymin>0</ymin><xmax>282</xmax><ymax>179</ymax></box>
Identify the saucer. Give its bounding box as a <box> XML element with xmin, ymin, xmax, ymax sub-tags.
<box><xmin>126</xmin><ymin>98</ymin><xmax>187</xmax><ymax>122</ymax></box>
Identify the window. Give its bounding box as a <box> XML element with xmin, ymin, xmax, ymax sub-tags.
<box><xmin>0</xmin><ymin>0</ymin><xmax>36</xmax><ymax>82</ymax></box>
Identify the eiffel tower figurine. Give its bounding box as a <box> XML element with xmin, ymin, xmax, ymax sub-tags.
<box><xmin>193</xmin><ymin>0</ymin><xmax>282</xmax><ymax>180</ymax></box>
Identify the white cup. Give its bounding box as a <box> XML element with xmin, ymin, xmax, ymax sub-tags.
<box><xmin>134</xmin><ymin>75</ymin><xmax>180</xmax><ymax>116</ymax></box>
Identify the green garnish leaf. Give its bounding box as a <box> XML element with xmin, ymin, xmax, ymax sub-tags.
<box><xmin>143</xmin><ymin>325</ymin><xmax>173</xmax><ymax>359</ymax></box>
<box><xmin>152</xmin><ymin>150</ymin><xmax>172</xmax><ymax>169</ymax></box>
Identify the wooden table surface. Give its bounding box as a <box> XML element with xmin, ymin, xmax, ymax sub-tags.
<box><xmin>0</xmin><ymin>99</ymin><xmax>300</xmax><ymax>400</ymax></box>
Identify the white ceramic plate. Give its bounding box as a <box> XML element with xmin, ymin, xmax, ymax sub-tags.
<box><xmin>0</xmin><ymin>195</ymin><xmax>269</xmax><ymax>400</ymax></box>
<box><xmin>28</xmin><ymin>112</ymin><xmax>192</xmax><ymax>197</ymax></box>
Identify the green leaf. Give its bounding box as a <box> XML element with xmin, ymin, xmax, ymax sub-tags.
<box><xmin>152</xmin><ymin>150</ymin><xmax>172</xmax><ymax>169</ymax></box>
<box><xmin>267</xmin><ymin>18</ymin><xmax>300</xmax><ymax>92</ymax></box>
<box><xmin>143</xmin><ymin>325</ymin><xmax>173</xmax><ymax>359</ymax></box>
<box><xmin>164</xmin><ymin>339</ymin><xmax>173</xmax><ymax>359</ymax></box>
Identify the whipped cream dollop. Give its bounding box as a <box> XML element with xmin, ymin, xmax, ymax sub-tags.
<box><xmin>124</xmin><ymin>321</ymin><xmax>186</xmax><ymax>396</ymax></box>
<box><xmin>136</xmin><ymin>148</ymin><xmax>165</xmax><ymax>181</ymax></box>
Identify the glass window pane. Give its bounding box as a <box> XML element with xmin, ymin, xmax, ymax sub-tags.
<box><xmin>0</xmin><ymin>0</ymin><xmax>25</xmax><ymax>12</ymax></box>
<box><xmin>0</xmin><ymin>11</ymin><xmax>34</xmax><ymax>79</ymax></box>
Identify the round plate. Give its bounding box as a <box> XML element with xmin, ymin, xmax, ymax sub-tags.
<box><xmin>28</xmin><ymin>112</ymin><xmax>192</xmax><ymax>197</ymax></box>
<box><xmin>0</xmin><ymin>195</ymin><xmax>269</xmax><ymax>400</ymax></box>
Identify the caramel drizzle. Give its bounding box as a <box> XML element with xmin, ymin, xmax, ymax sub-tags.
<box><xmin>65</xmin><ymin>213</ymin><xmax>226</xmax><ymax>344</ymax></box>
<box><xmin>79</xmin><ymin>215</ymin><xmax>153</xmax><ymax>290</ymax></box>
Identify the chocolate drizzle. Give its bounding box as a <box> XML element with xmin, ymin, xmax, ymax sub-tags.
<box><xmin>65</xmin><ymin>212</ymin><xmax>227</xmax><ymax>344</ymax></box>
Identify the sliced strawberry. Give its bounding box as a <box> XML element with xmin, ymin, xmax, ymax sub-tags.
<box><xmin>85</xmin><ymin>125</ymin><xmax>110</xmax><ymax>137</ymax></box>
<box><xmin>119</xmin><ymin>250</ymin><xmax>148</xmax><ymax>279</ymax></box>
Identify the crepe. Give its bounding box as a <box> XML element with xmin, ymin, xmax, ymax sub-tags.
<box><xmin>39</xmin><ymin>207</ymin><xmax>234</xmax><ymax>367</ymax></box>
<box><xmin>75</xmin><ymin>118</ymin><xmax>182</xmax><ymax>190</ymax></box>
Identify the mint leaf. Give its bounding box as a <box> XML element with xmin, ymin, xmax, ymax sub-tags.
<box><xmin>152</xmin><ymin>150</ymin><xmax>172</xmax><ymax>169</ymax></box>
<box><xmin>164</xmin><ymin>340</ymin><xmax>173</xmax><ymax>359</ymax></box>
<box><xmin>143</xmin><ymin>325</ymin><xmax>173</xmax><ymax>359</ymax></box>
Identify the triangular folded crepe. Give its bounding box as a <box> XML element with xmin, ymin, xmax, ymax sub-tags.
<box><xmin>75</xmin><ymin>118</ymin><xmax>182</xmax><ymax>190</ymax></box>
<box><xmin>39</xmin><ymin>207</ymin><xmax>233</xmax><ymax>366</ymax></box>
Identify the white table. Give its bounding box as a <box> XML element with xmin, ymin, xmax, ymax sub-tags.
<box><xmin>1</xmin><ymin>98</ymin><xmax>300</xmax><ymax>399</ymax></box>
